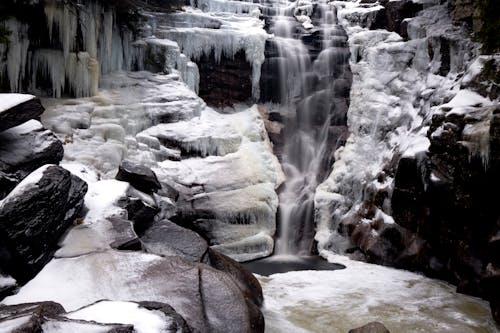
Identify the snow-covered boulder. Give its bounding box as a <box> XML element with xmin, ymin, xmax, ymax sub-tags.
<box><xmin>0</xmin><ymin>120</ymin><xmax>64</xmax><ymax>187</ymax></box>
<box><xmin>0</xmin><ymin>94</ymin><xmax>40</xmax><ymax>132</ymax></box>
<box><xmin>0</xmin><ymin>165</ymin><xmax>87</xmax><ymax>283</ymax></box>
<box><xmin>0</xmin><ymin>300</ymin><xmax>192</xmax><ymax>333</ymax></box>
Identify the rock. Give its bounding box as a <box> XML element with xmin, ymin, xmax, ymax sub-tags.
<box><xmin>141</xmin><ymin>220</ymin><xmax>208</xmax><ymax>262</ymax></box>
<box><xmin>207</xmin><ymin>248</ymin><xmax>263</xmax><ymax>307</ymax></box>
<box><xmin>116</xmin><ymin>160</ymin><xmax>162</xmax><ymax>194</ymax></box>
<box><xmin>0</xmin><ymin>120</ymin><xmax>64</xmax><ymax>182</ymax></box>
<box><xmin>0</xmin><ymin>301</ymin><xmax>134</xmax><ymax>333</ymax></box>
<box><xmin>107</xmin><ymin>217</ymin><xmax>142</xmax><ymax>251</ymax></box>
<box><xmin>371</xmin><ymin>0</ymin><xmax>423</xmax><ymax>38</ymax></box>
<box><xmin>197</xmin><ymin>50</ymin><xmax>252</xmax><ymax>107</ymax></box>
<box><xmin>391</xmin><ymin>154</ymin><xmax>429</xmax><ymax>232</ymax></box>
<box><xmin>0</xmin><ymin>165</ymin><xmax>88</xmax><ymax>283</ymax></box>
<box><xmin>138</xmin><ymin>301</ymin><xmax>192</xmax><ymax>333</ymax></box>
<box><xmin>3</xmin><ymin>251</ymin><xmax>263</xmax><ymax>333</ymax></box>
<box><xmin>0</xmin><ymin>171</ymin><xmax>18</xmax><ymax>200</ymax></box>
<box><xmin>481</xmin><ymin>264</ymin><xmax>500</xmax><ymax>324</ymax></box>
<box><xmin>348</xmin><ymin>321</ymin><xmax>391</xmax><ymax>333</ymax></box>
<box><xmin>121</xmin><ymin>197</ymin><xmax>160</xmax><ymax>235</ymax></box>
<box><xmin>0</xmin><ymin>95</ymin><xmax>43</xmax><ymax>132</ymax></box>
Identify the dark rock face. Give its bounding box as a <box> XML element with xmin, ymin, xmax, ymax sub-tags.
<box><xmin>0</xmin><ymin>165</ymin><xmax>88</xmax><ymax>283</ymax></box>
<box><xmin>387</xmin><ymin>104</ymin><xmax>500</xmax><ymax>322</ymax></box>
<box><xmin>371</xmin><ymin>0</ymin><xmax>423</xmax><ymax>38</ymax></box>
<box><xmin>196</xmin><ymin>50</ymin><xmax>252</xmax><ymax>107</ymax></box>
<box><xmin>348</xmin><ymin>322</ymin><xmax>391</xmax><ymax>333</ymax></box>
<box><xmin>116</xmin><ymin>160</ymin><xmax>162</xmax><ymax>194</ymax></box>
<box><xmin>141</xmin><ymin>219</ymin><xmax>209</xmax><ymax>262</ymax></box>
<box><xmin>0</xmin><ymin>97</ymin><xmax>43</xmax><ymax>132</ymax></box>
<box><xmin>207</xmin><ymin>249</ymin><xmax>263</xmax><ymax>307</ymax></box>
<box><xmin>107</xmin><ymin>217</ymin><xmax>142</xmax><ymax>251</ymax></box>
<box><xmin>0</xmin><ymin>120</ymin><xmax>64</xmax><ymax>193</ymax></box>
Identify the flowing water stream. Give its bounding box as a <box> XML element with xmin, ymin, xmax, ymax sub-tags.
<box><xmin>262</xmin><ymin>0</ymin><xmax>351</xmax><ymax>256</ymax></box>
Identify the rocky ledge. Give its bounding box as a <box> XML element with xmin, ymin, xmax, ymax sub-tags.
<box><xmin>0</xmin><ymin>93</ymin><xmax>266</xmax><ymax>332</ymax></box>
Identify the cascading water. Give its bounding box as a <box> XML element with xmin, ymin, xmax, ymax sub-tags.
<box><xmin>262</xmin><ymin>0</ymin><xmax>352</xmax><ymax>256</ymax></box>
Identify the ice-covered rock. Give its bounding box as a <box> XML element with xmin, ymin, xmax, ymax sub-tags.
<box><xmin>3</xmin><ymin>251</ymin><xmax>263</xmax><ymax>333</ymax></box>
<box><xmin>315</xmin><ymin>0</ymin><xmax>477</xmax><ymax>255</ymax></box>
<box><xmin>0</xmin><ymin>94</ymin><xmax>39</xmax><ymax>132</ymax></box>
<box><xmin>0</xmin><ymin>165</ymin><xmax>87</xmax><ymax>283</ymax></box>
<box><xmin>0</xmin><ymin>120</ymin><xmax>64</xmax><ymax>184</ymax></box>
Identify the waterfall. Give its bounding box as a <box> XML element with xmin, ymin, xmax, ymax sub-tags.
<box><xmin>261</xmin><ymin>0</ymin><xmax>352</xmax><ymax>255</ymax></box>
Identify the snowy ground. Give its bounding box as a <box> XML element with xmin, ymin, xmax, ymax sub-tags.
<box><xmin>260</xmin><ymin>253</ymin><xmax>499</xmax><ymax>333</ymax></box>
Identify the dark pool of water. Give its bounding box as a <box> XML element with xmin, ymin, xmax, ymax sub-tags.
<box><xmin>243</xmin><ymin>255</ymin><xmax>345</xmax><ymax>276</ymax></box>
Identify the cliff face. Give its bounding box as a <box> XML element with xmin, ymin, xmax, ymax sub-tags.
<box><xmin>314</xmin><ymin>0</ymin><xmax>499</xmax><ymax>323</ymax></box>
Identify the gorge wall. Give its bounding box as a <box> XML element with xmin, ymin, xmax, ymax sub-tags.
<box><xmin>314</xmin><ymin>0</ymin><xmax>499</xmax><ymax>323</ymax></box>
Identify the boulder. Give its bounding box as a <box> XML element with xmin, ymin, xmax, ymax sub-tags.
<box><xmin>348</xmin><ymin>322</ymin><xmax>391</xmax><ymax>333</ymax></box>
<box><xmin>0</xmin><ymin>120</ymin><xmax>64</xmax><ymax>184</ymax></box>
<box><xmin>0</xmin><ymin>165</ymin><xmax>88</xmax><ymax>283</ymax></box>
<box><xmin>141</xmin><ymin>220</ymin><xmax>208</xmax><ymax>262</ymax></box>
<box><xmin>3</xmin><ymin>251</ymin><xmax>264</xmax><ymax>333</ymax></box>
<box><xmin>0</xmin><ymin>301</ymin><xmax>135</xmax><ymax>333</ymax></box>
<box><xmin>0</xmin><ymin>95</ymin><xmax>43</xmax><ymax>132</ymax></box>
<box><xmin>116</xmin><ymin>160</ymin><xmax>162</xmax><ymax>194</ymax></box>
<box><xmin>207</xmin><ymin>248</ymin><xmax>263</xmax><ymax>307</ymax></box>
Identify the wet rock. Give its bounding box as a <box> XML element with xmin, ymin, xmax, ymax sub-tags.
<box><xmin>371</xmin><ymin>0</ymin><xmax>423</xmax><ymax>38</ymax></box>
<box><xmin>141</xmin><ymin>220</ymin><xmax>208</xmax><ymax>262</ymax></box>
<box><xmin>116</xmin><ymin>160</ymin><xmax>162</xmax><ymax>194</ymax></box>
<box><xmin>391</xmin><ymin>154</ymin><xmax>429</xmax><ymax>232</ymax></box>
<box><xmin>0</xmin><ymin>96</ymin><xmax>43</xmax><ymax>132</ymax></box>
<box><xmin>0</xmin><ymin>120</ymin><xmax>64</xmax><ymax>183</ymax></box>
<box><xmin>122</xmin><ymin>197</ymin><xmax>160</xmax><ymax>235</ymax></box>
<box><xmin>207</xmin><ymin>248</ymin><xmax>263</xmax><ymax>307</ymax></box>
<box><xmin>197</xmin><ymin>50</ymin><xmax>252</xmax><ymax>107</ymax></box>
<box><xmin>348</xmin><ymin>321</ymin><xmax>390</xmax><ymax>333</ymax></box>
<box><xmin>107</xmin><ymin>217</ymin><xmax>142</xmax><ymax>251</ymax></box>
<box><xmin>0</xmin><ymin>165</ymin><xmax>88</xmax><ymax>283</ymax></box>
<box><xmin>138</xmin><ymin>301</ymin><xmax>192</xmax><ymax>333</ymax></box>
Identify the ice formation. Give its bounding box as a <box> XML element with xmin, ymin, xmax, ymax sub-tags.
<box><xmin>0</xmin><ymin>0</ymin><xmax>200</xmax><ymax>97</ymax></box>
<box><xmin>40</xmin><ymin>69</ymin><xmax>283</xmax><ymax>261</ymax></box>
<box><xmin>314</xmin><ymin>0</ymin><xmax>485</xmax><ymax>253</ymax></box>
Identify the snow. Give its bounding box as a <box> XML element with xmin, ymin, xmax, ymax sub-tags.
<box><xmin>0</xmin><ymin>93</ymin><xmax>35</xmax><ymax>112</ymax></box>
<box><xmin>442</xmin><ymin>89</ymin><xmax>493</xmax><ymax>109</ymax></box>
<box><xmin>66</xmin><ymin>301</ymin><xmax>169</xmax><ymax>333</ymax></box>
<box><xmin>260</xmin><ymin>253</ymin><xmax>499</xmax><ymax>333</ymax></box>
